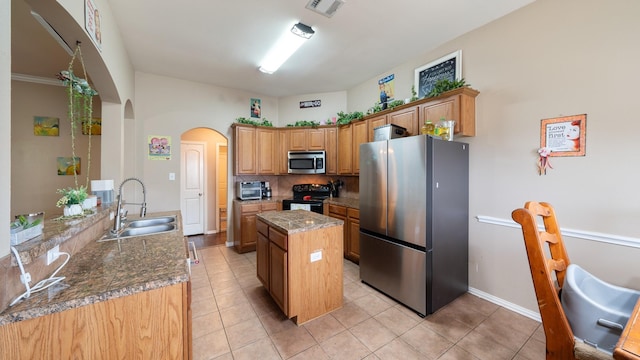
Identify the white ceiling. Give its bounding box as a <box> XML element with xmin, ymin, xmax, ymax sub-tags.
<box><xmin>12</xmin><ymin>0</ymin><xmax>535</xmax><ymax>97</ymax></box>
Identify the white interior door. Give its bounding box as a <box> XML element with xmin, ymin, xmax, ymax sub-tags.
<box><xmin>181</xmin><ymin>142</ymin><xmax>206</xmax><ymax>235</ymax></box>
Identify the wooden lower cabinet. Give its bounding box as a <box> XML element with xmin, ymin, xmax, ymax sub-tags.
<box><xmin>0</xmin><ymin>283</ymin><xmax>191</xmax><ymax>359</ymax></box>
<box><xmin>256</xmin><ymin>218</ymin><xmax>343</xmax><ymax>325</ymax></box>
<box><xmin>347</xmin><ymin>208</ymin><xmax>360</xmax><ymax>263</ymax></box>
<box><xmin>329</xmin><ymin>204</ymin><xmax>360</xmax><ymax>264</ymax></box>
<box><xmin>234</xmin><ymin>201</ymin><xmax>278</xmax><ymax>253</ymax></box>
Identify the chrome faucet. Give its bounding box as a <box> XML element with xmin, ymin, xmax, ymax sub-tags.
<box><xmin>112</xmin><ymin>177</ymin><xmax>147</xmax><ymax>233</ymax></box>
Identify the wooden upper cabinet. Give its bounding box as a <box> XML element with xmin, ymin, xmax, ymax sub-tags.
<box><xmin>351</xmin><ymin>120</ymin><xmax>368</xmax><ymax>174</ymax></box>
<box><xmin>307</xmin><ymin>128</ymin><xmax>325</xmax><ymax>150</ymax></box>
<box><xmin>368</xmin><ymin>114</ymin><xmax>387</xmax><ymax>142</ymax></box>
<box><xmin>337</xmin><ymin>125</ymin><xmax>352</xmax><ymax>174</ymax></box>
<box><xmin>289</xmin><ymin>128</ymin><xmax>307</xmax><ymax>151</ymax></box>
<box><xmin>233</xmin><ymin>125</ymin><xmax>257</xmax><ymax>175</ymax></box>
<box><xmin>388</xmin><ymin>105</ymin><xmax>419</xmax><ymax>136</ymax></box>
<box><xmin>325</xmin><ymin>127</ymin><xmax>338</xmax><ymax>175</ymax></box>
<box><xmin>232</xmin><ymin>124</ymin><xmax>277</xmax><ymax>175</ymax></box>
<box><xmin>278</xmin><ymin>129</ymin><xmax>289</xmax><ymax>175</ymax></box>
<box><xmin>288</xmin><ymin>128</ymin><xmax>325</xmax><ymax>151</ymax></box>
<box><xmin>419</xmin><ymin>87</ymin><xmax>479</xmax><ymax>136</ymax></box>
<box><xmin>256</xmin><ymin>127</ymin><xmax>277</xmax><ymax>174</ymax></box>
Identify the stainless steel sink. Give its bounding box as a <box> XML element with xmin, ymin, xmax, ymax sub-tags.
<box><xmin>98</xmin><ymin>217</ymin><xmax>177</xmax><ymax>242</ymax></box>
<box><xmin>126</xmin><ymin>216</ymin><xmax>176</xmax><ymax>228</ymax></box>
<box><xmin>119</xmin><ymin>223</ymin><xmax>176</xmax><ymax>237</ymax></box>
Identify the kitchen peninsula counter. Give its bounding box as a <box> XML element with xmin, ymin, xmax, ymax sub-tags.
<box><xmin>0</xmin><ymin>211</ymin><xmax>191</xmax><ymax>359</ymax></box>
<box><xmin>256</xmin><ymin>210</ymin><xmax>344</xmax><ymax>325</ymax></box>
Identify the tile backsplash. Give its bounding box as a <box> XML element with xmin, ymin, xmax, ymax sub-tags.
<box><xmin>234</xmin><ymin>175</ymin><xmax>359</xmax><ymax>199</ymax></box>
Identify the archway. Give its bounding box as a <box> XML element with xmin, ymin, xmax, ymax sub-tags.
<box><xmin>180</xmin><ymin>128</ymin><xmax>228</xmax><ymax>244</ymax></box>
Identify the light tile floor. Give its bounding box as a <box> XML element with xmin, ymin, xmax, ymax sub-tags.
<box><xmin>190</xmin><ymin>245</ymin><xmax>546</xmax><ymax>360</ymax></box>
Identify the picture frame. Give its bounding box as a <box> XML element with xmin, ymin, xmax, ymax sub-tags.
<box><xmin>540</xmin><ymin>114</ymin><xmax>586</xmax><ymax>157</ymax></box>
<box><xmin>34</xmin><ymin>116</ymin><xmax>59</xmax><ymax>136</ymax></box>
<box><xmin>414</xmin><ymin>50</ymin><xmax>462</xmax><ymax>98</ymax></box>
<box><xmin>57</xmin><ymin>157</ymin><xmax>81</xmax><ymax>175</ymax></box>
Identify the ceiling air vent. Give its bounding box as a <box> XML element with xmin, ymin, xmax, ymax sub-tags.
<box><xmin>305</xmin><ymin>0</ymin><xmax>345</xmax><ymax>18</ymax></box>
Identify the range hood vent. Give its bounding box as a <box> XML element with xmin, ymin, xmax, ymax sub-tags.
<box><xmin>305</xmin><ymin>0</ymin><xmax>345</xmax><ymax>18</ymax></box>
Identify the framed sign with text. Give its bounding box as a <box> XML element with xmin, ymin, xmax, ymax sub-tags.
<box><xmin>414</xmin><ymin>50</ymin><xmax>462</xmax><ymax>98</ymax></box>
<box><xmin>540</xmin><ymin>114</ymin><xmax>586</xmax><ymax>157</ymax></box>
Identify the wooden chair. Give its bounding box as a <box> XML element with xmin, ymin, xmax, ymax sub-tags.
<box><xmin>512</xmin><ymin>201</ymin><xmax>610</xmax><ymax>360</ymax></box>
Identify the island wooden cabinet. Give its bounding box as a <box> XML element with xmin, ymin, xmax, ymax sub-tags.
<box><xmin>232</xmin><ymin>124</ymin><xmax>278</xmax><ymax>175</ymax></box>
<box><xmin>0</xmin><ymin>283</ymin><xmax>191</xmax><ymax>359</ymax></box>
<box><xmin>328</xmin><ymin>204</ymin><xmax>360</xmax><ymax>263</ymax></box>
<box><xmin>234</xmin><ymin>201</ymin><xmax>278</xmax><ymax>253</ymax></box>
<box><xmin>256</xmin><ymin>215</ymin><xmax>343</xmax><ymax>325</ymax></box>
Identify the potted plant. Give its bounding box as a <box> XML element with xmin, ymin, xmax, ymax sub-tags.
<box><xmin>57</xmin><ymin>186</ymin><xmax>89</xmax><ymax>216</ymax></box>
<box><xmin>56</xmin><ymin>45</ymin><xmax>98</xmax><ymax>217</ymax></box>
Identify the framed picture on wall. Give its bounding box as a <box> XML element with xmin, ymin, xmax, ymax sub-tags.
<box><xmin>57</xmin><ymin>157</ymin><xmax>81</xmax><ymax>175</ymax></box>
<box><xmin>414</xmin><ymin>50</ymin><xmax>462</xmax><ymax>98</ymax></box>
<box><xmin>34</xmin><ymin>116</ymin><xmax>59</xmax><ymax>136</ymax></box>
<box><xmin>540</xmin><ymin>114</ymin><xmax>587</xmax><ymax>157</ymax></box>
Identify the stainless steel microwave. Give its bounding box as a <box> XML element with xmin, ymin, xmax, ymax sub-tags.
<box><xmin>288</xmin><ymin>151</ymin><xmax>326</xmax><ymax>174</ymax></box>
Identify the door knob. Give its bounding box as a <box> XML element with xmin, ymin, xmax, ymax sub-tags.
<box><xmin>199</xmin><ymin>193</ymin><xmax>203</xmax><ymax>196</ymax></box>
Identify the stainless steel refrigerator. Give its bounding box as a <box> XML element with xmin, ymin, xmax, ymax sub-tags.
<box><xmin>359</xmin><ymin>135</ymin><xmax>469</xmax><ymax>316</ymax></box>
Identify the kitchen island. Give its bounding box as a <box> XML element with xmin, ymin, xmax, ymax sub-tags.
<box><xmin>256</xmin><ymin>210</ymin><xmax>343</xmax><ymax>325</ymax></box>
<box><xmin>0</xmin><ymin>211</ymin><xmax>191</xmax><ymax>359</ymax></box>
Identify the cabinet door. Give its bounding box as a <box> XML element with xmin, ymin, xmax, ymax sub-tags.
<box><xmin>337</xmin><ymin>125</ymin><xmax>352</xmax><ymax>174</ymax></box>
<box><xmin>325</xmin><ymin>127</ymin><xmax>338</xmax><ymax>175</ymax></box>
<box><xmin>261</xmin><ymin>202</ymin><xmax>278</xmax><ymax>212</ymax></box>
<box><xmin>234</xmin><ymin>203</ymin><xmax>260</xmax><ymax>253</ymax></box>
<box><xmin>257</xmin><ymin>128</ymin><xmax>277</xmax><ymax>174</ymax></box>
<box><xmin>352</xmin><ymin>120</ymin><xmax>368</xmax><ymax>174</ymax></box>
<box><xmin>420</xmin><ymin>96</ymin><xmax>460</xmax><ymax>133</ymax></box>
<box><xmin>269</xmin><ymin>242</ymin><xmax>288</xmax><ymax>314</ymax></box>
<box><xmin>347</xmin><ymin>208</ymin><xmax>360</xmax><ymax>263</ymax></box>
<box><xmin>289</xmin><ymin>129</ymin><xmax>307</xmax><ymax>151</ymax></box>
<box><xmin>257</xmin><ymin>232</ymin><xmax>270</xmax><ymax>289</ymax></box>
<box><xmin>388</xmin><ymin>106</ymin><xmax>419</xmax><ymax>136</ymax></box>
<box><xmin>278</xmin><ymin>129</ymin><xmax>289</xmax><ymax>175</ymax></box>
<box><xmin>328</xmin><ymin>205</ymin><xmax>348</xmax><ymax>258</ymax></box>
<box><xmin>307</xmin><ymin>128</ymin><xmax>325</xmax><ymax>150</ymax></box>
<box><xmin>368</xmin><ymin>115</ymin><xmax>387</xmax><ymax>142</ymax></box>
<box><xmin>234</xmin><ymin>126</ymin><xmax>256</xmax><ymax>175</ymax></box>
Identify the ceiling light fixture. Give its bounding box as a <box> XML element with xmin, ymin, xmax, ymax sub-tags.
<box><xmin>258</xmin><ymin>22</ymin><xmax>315</xmax><ymax>74</ymax></box>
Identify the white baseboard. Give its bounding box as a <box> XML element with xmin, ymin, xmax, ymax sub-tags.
<box><xmin>468</xmin><ymin>287</ymin><xmax>541</xmax><ymax>322</ymax></box>
<box><xmin>225</xmin><ymin>241</ymin><xmax>234</xmax><ymax>247</ymax></box>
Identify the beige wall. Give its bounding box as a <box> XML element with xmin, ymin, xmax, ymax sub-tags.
<box><xmin>278</xmin><ymin>91</ymin><xmax>347</xmax><ymax>125</ymax></box>
<box><xmin>11</xmin><ymin>81</ymin><xmax>101</xmax><ymax>217</ymax></box>
<box><xmin>133</xmin><ymin>72</ymin><xmax>280</xmax><ymax>214</ymax></box>
<box><xmin>349</xmin><ymin>0</ymin><xmax>640</xmax><ymax>313</ymax></box>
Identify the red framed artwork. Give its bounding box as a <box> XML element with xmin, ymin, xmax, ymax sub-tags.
<box><xmin>540</xmin><ymin>114</ymin><xmax>586</xmax><ymax>157</ymax></box>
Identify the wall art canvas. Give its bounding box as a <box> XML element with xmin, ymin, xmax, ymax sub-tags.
<box><xmin>251</xmin><ymin>98</ymin><xmax>261</xmax><ymax>118</ymax></box>
<box><xmin>33</xmin><ymin>116</ymin><xmax>59</xmax><ymax>136</ymax></box>
<box><xmin>148</xmin><ymin>135</ymin><xmax>172</xmax><ymax>160</ymax></box>
<box><xmin>82</xmin><ymin>117</ymin><xmax>102</xmax><ymax>135</ymax></box>
<box><xmin>57</xmin><ymin>157</ymin><xmax>81</xmax><ymax>175</ymax></box>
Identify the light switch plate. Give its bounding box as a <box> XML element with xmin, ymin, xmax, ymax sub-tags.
<box><xmin>169</xmin><ymin>173</ymin><xmax>176</xmax><ymax>181</ymax></box>
<box><xmin>47</xmin><ymin>245</ymin><xmax>60</xmax><ymax>265</ymax></box>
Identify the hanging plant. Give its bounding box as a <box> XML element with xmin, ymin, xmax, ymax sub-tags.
<box><xmin>55</xmin><ymin>44</ymin><xmax>98</xmax><ymax>215</ymax></box>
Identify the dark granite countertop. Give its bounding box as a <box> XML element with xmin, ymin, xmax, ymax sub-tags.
<box><xmin>0</xmin><ymin>211</ymin><xmax>189</xmax><ymax>326</ymax></box>
<box><xmin>257</xmin><ymin>209</ymin><xmax>344</xmax><ymax>235</ymax></box>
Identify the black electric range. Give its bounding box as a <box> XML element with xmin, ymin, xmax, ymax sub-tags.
<box><xmin>282</xmin><ymin>183</ymin><xmax>331</xmax><ymax>214</ymax></box>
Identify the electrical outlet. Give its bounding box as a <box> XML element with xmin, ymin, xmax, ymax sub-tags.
<box><xmin>47</xmin><ymin>245</ymin><xmax>60</xmax><ymax>265</ymax></box>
